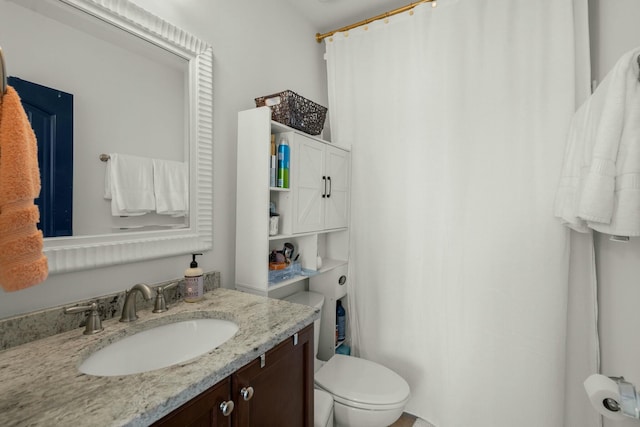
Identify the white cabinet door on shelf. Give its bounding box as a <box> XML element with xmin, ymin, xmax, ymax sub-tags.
<box><xmin>324</xmin><ymin>145</ymin><xmax>350</xmax><ymax>230</ymax></box>
<box><xmin>291</xmin><ymin>134</ymin><xmax>350</xmax><ymax>234</ymax></box>
<box><xmin>292</xmin><ymin>135</ymin><xmax>325</xmax><ymax>233</ymax></box>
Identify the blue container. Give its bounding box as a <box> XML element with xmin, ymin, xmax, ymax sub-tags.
<box><xmin>277</xmin><ymin>137</ymin><xmax>290</xmax><ymax>188</ymax></box>
<box><xmin>336</xmin><ymin>300</ymin><xmax>346</xmax><ymax>341</ymax></box>
<box><xmin>336</xmin><ymin>344</ymin><xmax>351</xmax><ymax>355</ymax></box>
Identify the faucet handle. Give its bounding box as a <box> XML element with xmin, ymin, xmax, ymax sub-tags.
<box><xmin>153</xmin><ymin>281</ymin><xmax>179</xmax><ymax>313</ymax></box>
<box><xmin>64</xmin><ymin>302</ymin><xmax>104</xmax><ymax>335</ymax></box>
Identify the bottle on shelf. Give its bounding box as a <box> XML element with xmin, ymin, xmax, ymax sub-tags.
<box><xmin>336</xmin><ymin>299</ymin><xmax>346</xmax><ymax>342</ymax></box>
<box><xmin>277</xmin><ymin>136</ymin><xmax>290</xmax><ymax>188</ymax></box>
<box><xmin>270</xmin><ymin>134</ymin><xmax>277</xmax><ymax>187</ymax></box>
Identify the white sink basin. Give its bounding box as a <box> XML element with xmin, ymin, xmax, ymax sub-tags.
<box><xmin>79</xmin><ymin>318</ymin><xmax>238</xmax><ymax>376</ymax></box>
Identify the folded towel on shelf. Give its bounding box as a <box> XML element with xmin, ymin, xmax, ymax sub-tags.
<box><xmin>555</xmin><ymin>47</ymin><xmax>640</xmax><ymax>236</ymax></box>
<box><xmin>0</xmin><ymin>86</ymin><xmax>48</xmax><ymax>291</ymax></box>
<box><xmin>104</xmin><ymin>153</ymin><xmax>155</xmax><ymax>216</ymax></box>
<box><xmin>152</xmin><ymin>158</ymin><xmax>188</xmax><ymax>217</ymax></box>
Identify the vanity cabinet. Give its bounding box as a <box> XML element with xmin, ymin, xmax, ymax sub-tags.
<box><xmin>153</xmin><ymin>324</ymin><xmax>314</xmax><ymax>427</ymax></box>
<box><xmin>236</xmin><ymin>107</ymin><xmax>351</xmax><ymax>296</ymax></box>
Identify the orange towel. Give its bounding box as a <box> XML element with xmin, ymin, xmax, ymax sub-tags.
<box><xmin>0</xmin><ymin>86</ymin><xmax>48</xmax><ymax>291</ymax></box>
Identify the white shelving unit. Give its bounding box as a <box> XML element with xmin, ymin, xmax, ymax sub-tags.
<box><xmin>235</xmin><ymin>107</ymin><xmax>351</xmax><ymax>297</ymax></box>
<box><xmin>309</xmin><ymin>263</ymin><xmax>350</xmax><ymax>361</ymax></box>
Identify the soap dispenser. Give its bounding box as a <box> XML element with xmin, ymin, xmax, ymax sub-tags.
<box><xmin>184</xmin><ymin>253</ymin><xmax>204</xmax><ymax>302</ymax></box>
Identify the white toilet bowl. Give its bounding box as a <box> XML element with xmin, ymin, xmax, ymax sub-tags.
<box><xmin>315</xmin><ymin>354</ymin><xmax>410</xmax><ymax>427</ymax></box>
<box><xmin>284</xmin><ymin>291</ymin><xmax>410</xmax><ymax>427</ymax></box>
<box><xmin>315</xmin><ymin>389</ymin><xmax>335</xmax><ymax>427</ymax></box>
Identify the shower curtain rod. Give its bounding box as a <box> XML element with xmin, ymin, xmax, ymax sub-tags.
<box><xmin>315</xmin><ymin>0</ymin><xmax>435</xmax><ymax>43</ymax></box>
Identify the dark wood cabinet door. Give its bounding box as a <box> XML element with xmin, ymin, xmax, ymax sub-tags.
<box><xmin>152</xmin><ymin>377</ymin><xmax>232</xmax><ymax>427</ymax></box>
<box><xmin>232</xmin><ymin>324</ymin><xmax>314</xmax><ymax>427</ymax></box>
<box><xmin>151</xmin><ymin>325</ymin><xmax>313</xmax><ymax>427</ymax></box>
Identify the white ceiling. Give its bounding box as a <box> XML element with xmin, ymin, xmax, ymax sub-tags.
<box><xmin>282</xmin><ymin>0</ymin><xmax>409</xmax><ymax>36</ymax></box>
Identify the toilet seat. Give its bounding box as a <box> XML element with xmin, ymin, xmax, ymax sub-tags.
<box><xmin>315</xmin><ymin>355</ymin><xmax>410</xmax><ymax>411</ymax></box>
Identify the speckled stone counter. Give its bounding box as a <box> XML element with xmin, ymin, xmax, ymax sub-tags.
<box><xmin>0</xmin><ymin>288</ymin><xmax>318</xmax><ymax>427</ymax></box>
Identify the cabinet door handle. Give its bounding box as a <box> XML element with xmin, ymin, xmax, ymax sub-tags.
<box><xmin>322</xmin><ymin>176</ymin><xmax>327</xmax><ymax>198</ymax></box>
<box><xmin>219</xmin><ymin>400</ymin><xmax>235</xmax><ymax>417</ymax></box>
<box><xmin>240</xmin><ymin>386</ymin><xmax>254</xmax><ymax>401</ymax></box>
<box><xmin>327</xmin><ymin>176</ymin><xmax>332</xmax><ymax>198</ymax></box>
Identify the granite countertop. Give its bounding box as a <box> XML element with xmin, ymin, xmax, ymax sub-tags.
<box><xmin>0</xmin><ymin>288</ymin><xmax>318</xmax><ymax>427</ymax></box>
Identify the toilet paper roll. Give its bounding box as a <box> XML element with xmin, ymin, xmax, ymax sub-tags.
<box><xmin>584</xmin><ymin>374</ymin><xmax>627</xmax><ymax>420</ymax></box>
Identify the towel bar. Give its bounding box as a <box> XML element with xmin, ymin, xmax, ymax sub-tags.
<box><xmin>0</xmin><ymin>45</ymin><xmax>6</xmax><ymax>95</ymax></box>
<box><xmin>100</xmin><ymin>154</ymin><xmax>110</xmax><ymax>162</ymax></box>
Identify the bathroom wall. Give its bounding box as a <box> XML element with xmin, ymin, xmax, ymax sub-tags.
<box><xmin>588</xmin><ymin>1</ymin><xmax>640</xmax><ymax>426</ymax></box>
<box><xmin>0</xmin><ymin>0</ymin><xmax>327</xmax><ymax>318</ymax></box>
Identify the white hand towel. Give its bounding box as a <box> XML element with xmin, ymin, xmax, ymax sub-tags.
<box><xmin>153</xmin><ymin>158</ymin><xmax>188</xmax><ymax>217</ymax></box>
<box><xmin>105</xmin><ymin>153</ymin><xmax>155</xmax><ymax>216</ymax></box>
<box><xmin>555</xmin><ymin>47</ymin><xmax>640</xmax><ymax>236</ymax></box>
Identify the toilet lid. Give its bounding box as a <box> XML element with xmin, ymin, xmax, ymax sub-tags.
<box><xmin>284</xmin><ymin>291</ymin><xmax>324</xmax><ymax>310</ymax></box>
<box><xmin>315</xmin><ymin>355</ymin><xmax>410</xmax><ymax>410</ymax></box>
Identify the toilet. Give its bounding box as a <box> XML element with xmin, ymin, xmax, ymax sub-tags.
<box><xmin>285</xmin><ymin>291</ymin><xmax>410</xmax><ymax>427</ymax></box>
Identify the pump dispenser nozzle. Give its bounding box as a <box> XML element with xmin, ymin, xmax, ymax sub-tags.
<box><xmin>191</xmin><ymin>253</ymin><xmax>202</xmax><ymax>268</ymax></box>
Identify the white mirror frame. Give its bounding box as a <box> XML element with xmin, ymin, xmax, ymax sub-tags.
<box><xmin>37</xmin><ymin>0</ymin><xmax>213</xmax><ymax>273</ymax></box>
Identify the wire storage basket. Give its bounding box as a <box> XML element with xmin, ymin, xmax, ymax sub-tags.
<box><xmin>255</xmin><ymin>90</ymin><xmax>327</xmax><ymax>136</ymax></box>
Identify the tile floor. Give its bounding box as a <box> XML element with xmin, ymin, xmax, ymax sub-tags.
<box><xmin>390</xmin><ymin>413</ymin><xmax>418</xmax><ymax>427</ymax></box>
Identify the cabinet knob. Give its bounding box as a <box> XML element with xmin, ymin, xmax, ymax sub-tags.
<box><xmin>240</xmin><ymin>386</ymin><xmax>254</xmax><ymax>401</ymax></box>
<box><xmin>219</xmin><ymin>400</ymin><xmax>234</xmax><ymax>417</ymax></box>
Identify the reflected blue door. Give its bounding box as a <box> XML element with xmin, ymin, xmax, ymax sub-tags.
<box><xmin>8</xmin><ymin>76</ymin><xmax>73</xmax><ymax>238</ymax></box>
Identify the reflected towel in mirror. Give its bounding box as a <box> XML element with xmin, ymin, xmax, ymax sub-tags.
<box><xmin>104</xmin><ymin>153</ymin><xmax>155</xmax><ymax>216</ymax></box>
<box><xmin>152</xmin><ymin>158</ymin><xmax>188</xmax><ymax>217</ymax></box>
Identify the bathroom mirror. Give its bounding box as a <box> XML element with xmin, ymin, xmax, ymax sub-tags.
<box><xmin>1</xmin><ymin>0</ymin><xmax>213</xmax><ymax>273</ymax></box>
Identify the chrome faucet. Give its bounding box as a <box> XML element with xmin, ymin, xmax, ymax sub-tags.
<box><xmin>153</xmin><ymin>281</ymin><xmax>179</xmax><ymax>313</ymax></box>
<box><xmin>119</xmin><ymin>283</ymin><xmax>153</xmax><ymax>322</ymax></box>
<box><xmin>64</xmin><ymin>301</ymin><xmax>104</xmax><ymax>335</ymax></box>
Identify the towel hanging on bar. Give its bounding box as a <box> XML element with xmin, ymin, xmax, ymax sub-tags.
<box><xmin>555</xmin><ymin>46</ymin><xmax>640</xmax><ymax>236</ymax></box>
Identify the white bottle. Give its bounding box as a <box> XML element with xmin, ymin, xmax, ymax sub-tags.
<box><xmin>184</xmin><ymin>253</ymin><xmax>204</xmax><ymax>302</ymax></box>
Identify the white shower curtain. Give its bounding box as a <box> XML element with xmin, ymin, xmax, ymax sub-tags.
<box><xmin>325</xmin><ymin>0</ymin><xmax>596</xmax><ymax>426</ymax></box>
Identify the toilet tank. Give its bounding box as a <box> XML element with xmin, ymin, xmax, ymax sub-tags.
<box><xmin>284</xmin><ymin>291</ymin><xmax>325</xmax><ymax>359</ymax></box>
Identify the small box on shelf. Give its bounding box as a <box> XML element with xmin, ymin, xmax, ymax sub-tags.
<box><xmin>268</xmin><ymin>261</ymin><xmax>301</xmax><ymax>284</ymax></box>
